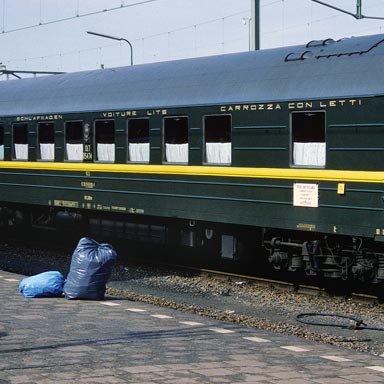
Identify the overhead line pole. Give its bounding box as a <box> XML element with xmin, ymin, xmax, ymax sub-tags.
<box><xmin>312</xmin><ymin>0</ymin><xmax>384</xmax><ymax>20</ymax></box>
<box><xmin>251</xmin><ymin>0</ymin><xmax>260</xmax><ymax>50</ymax></box>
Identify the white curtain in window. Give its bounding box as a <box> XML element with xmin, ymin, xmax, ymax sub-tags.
<box><xmin>66</xmin><ymin>143</ymin><xmax>83</xmax><ymax>161</ymax></box>
<box><xmin>0</xmin><ymin>145</ymin><xmax>4</xmax><ymax>160</ymax></box>
<box><xmin>293</xmin><ymin>142</ymin><xmax>326</xmax><ymax>166</ymax></box>
<box><xmin>14</xmin><ymin>144</ymin><xmax>28</xmax><ymax>160</ymax></box>
<box><xmin>129</xmin><ymin>143</ymin><xmax>150</xmax><ymax>162</ymax></box>
<box><xmin>97</xmin><ymin>143</ymin><xmax>115</xmax><ymax>162</ymax></box>
<box><xmin>165</xmin><ymin>143</ymin><xmax>188</xmax><ymax>163</ymax></box>
<box><xmin>40</xmin><ymin>143</ymin><xmax>54</xmax><ymax>161</ymax></box>
<box><xmin>206</xmin><ymin>142</ymin><xmax>231</xmax><ymax>164</ymax></box>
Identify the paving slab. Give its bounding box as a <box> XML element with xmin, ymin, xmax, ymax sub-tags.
<box><xmin>1</xmin><ymin>270</ymin><xmax>384</xmax><ymax>384</ymax></box>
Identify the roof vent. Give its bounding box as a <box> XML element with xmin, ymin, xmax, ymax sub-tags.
<box><xmin>284</xmin><ymin>50</ymin><xmax>313</xmax><ymax>62</ymax></box>
<box><xmin>306</xmin><ymin>38</ymin><xmax>335</xmax><ymax>48</ymax></box>
<box><xmin>316</xmin><ymin>36</ymin><xmax>384</xmax><ymax>58</ymax></box>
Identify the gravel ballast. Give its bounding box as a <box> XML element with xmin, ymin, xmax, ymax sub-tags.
<box><xmin>1</xmin><ymin>242</ymin><xmax>383</xmax><ymax>357</ymax></box>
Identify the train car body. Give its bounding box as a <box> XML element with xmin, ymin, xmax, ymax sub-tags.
<box><xmin>1</xmin><ymin>33</ymin><xmax>384</xmax><ymax>283</ymax></box>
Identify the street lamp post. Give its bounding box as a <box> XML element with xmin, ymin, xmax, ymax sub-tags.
<box><xmin>86</xmin><ymin>31</ymin><xmax>133</xmax><ymax>66</ymax></box>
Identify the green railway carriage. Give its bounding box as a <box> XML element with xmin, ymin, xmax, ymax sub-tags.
<box><xmin>1</xmin><ymin>33</ymin><xmax>384</xmax><ymax>283</ymax></box>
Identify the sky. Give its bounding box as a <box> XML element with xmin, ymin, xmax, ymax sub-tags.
<box><xmin>1</xmin><ymin>0</ymin><xmax>384</xmax><ymax>77</ymax></box>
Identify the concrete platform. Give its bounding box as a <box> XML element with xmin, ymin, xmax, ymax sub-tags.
<box><xmin>1</xmin><ymin>269</ymin><xmax>384</xmax><ymax>384</ymax></box>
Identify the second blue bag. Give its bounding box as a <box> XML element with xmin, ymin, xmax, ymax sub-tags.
<box><xmin>19</xmin><ymin>271</ymin><xmax>64</xmax><ymax>298</ymax></box>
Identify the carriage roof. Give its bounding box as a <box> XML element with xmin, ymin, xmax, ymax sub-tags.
<box><xmin>0</xmin><ymin>33</ymin><xmax>383</xmax><ymax>116</ymax></box>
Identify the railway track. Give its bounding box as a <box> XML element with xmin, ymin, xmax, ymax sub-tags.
<box><xmin>1</xmin><ymin>227</ymin><xmax>382</xmax><ymax>304</ymax></box>
<box><xmin>147</xmin><ymin>262</ymin><xmax>383</xmax><ymax>305</ymax></box>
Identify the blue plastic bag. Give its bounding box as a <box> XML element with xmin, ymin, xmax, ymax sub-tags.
<box><xmin>63</xmin><ymin>237</ymin><xmax>117</xmax><ymax>300</ymax></box>
<box><xmin>19</xmin><ymin>271</ymin><xmax>64</xmax><ymax>298</ymax></box>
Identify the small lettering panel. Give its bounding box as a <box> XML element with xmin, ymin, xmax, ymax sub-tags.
<box><xmin>293</xmin><ymin>183</ymin><xmax>318</xmax><ymax>208</ymax></box>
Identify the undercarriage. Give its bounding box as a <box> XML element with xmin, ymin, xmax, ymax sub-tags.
<box><xmin>264</xmin><ymin>231</ymin><xmax>384</xmax><ymax>283</ymax></box>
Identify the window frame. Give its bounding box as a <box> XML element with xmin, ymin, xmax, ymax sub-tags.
<box><xmin>37</xmin><ymin>122</ymin><xmax>55</xmax><ymax>161</ymax></box>
<box><xmin>64</xmin><ymin>120</ymin><xmax>84</xmax><ymax>162</ymax></box>
<box><xmin>163</xmin><ymin>116</ymin><xmax>189</xmax><ymax>164</ymax></box>
<box><xmin>127</xmin><ymin>117</ymin><xmax>150</xmax><ymax>163</ymax></box>
<box><xmin>0</xmin><ymin>123</ymin><xmax>4</xmax><ymax>161</ymax></box>
<box><xmin>290</xmin><ymin>110</ymin><xmax>326</xmax><ymax>169</ymax></box>
<box><xmin>94</xmin><ymin>119</ymin><xmax>115</xmax><ymax>163</ymax></box>
<box><xmin>203</xmin><ymin>114</ymin><xmax>232</xmax><ymax>165</ymax></box>
<box><xmin>12</xmin><ymin>123</ymin><xmax>29</xmax><ymax>161</ymax></box>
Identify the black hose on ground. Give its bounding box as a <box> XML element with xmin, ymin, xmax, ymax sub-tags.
<box><xmin>295</xmin><ymin>312</ymin><xmax>384</xmax><ymax>331</ymax></box>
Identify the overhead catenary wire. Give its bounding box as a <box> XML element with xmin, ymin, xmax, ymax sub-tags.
<box><xmin>3</xmin><ymin>0</ymin><xmax>384</xmax><ymax>73</ymax></box>
<box><xmin>311</xmin><ymin>0</ymin><xmax>384</xmax><ymax>20</ymax></box>
<box><xmin>0</xmin><ymin>0</ymin><xmax>282</xmax><ymax>37</ymax></box>
<box><xmin>0</xmin><ymin>0</ymin><xmax>161</xmax><ymax>35</ymax></box>
<box><xmin>5</xmin><ymin>9</ymin><xmax>250</xmax><ymax>68</ymax></box>
<box><xmin>0</xmin><ymin>0</ymin><xmax>291</xmax><ymax>67</ymax></box>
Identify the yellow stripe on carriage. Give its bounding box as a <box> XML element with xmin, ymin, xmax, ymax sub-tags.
<box><xmin>0</xmin><ymin>161</ymin><xmax>384</xmax><ymax>183</ymax></box>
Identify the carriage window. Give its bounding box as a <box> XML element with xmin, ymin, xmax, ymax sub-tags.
<box><xmin>13</xmin><ymin>123</ymin><xmax>28</xmax><ymax>160</ymax></box>
<box><xmin>65</xmin><ymin>121</ymin><xmax>83</xmax><ymax>161</ymax></box>
<box><xmin>95</xmin><ymin>120</ymin><xmax>115</xmax><ymax>162</ymax></box>
<box><xmin>164</xmin><ymin>116</ymin><xmax>188</xmax><ymax>164</ymax></box>
<box><xmin>0</xmin><ymin>124</ymin><xmax>4</xmax><ymax>160</ymax></box>
<box><xmin>204</xmin><ymin>115</ymin><xmax>231</xmax><ymax>164</ymax></box>
<box><xmin>127</xmin><ymin>118</ymin><xmax>149</xmax><ymax>163</ymax></box>
<box><xmin>291</xmin><ymin>111</ymin><xmax>325</xmax><ymax>167</ymax></box>
<box><xmin>38</xmin><ymin>123</ymin><xmax>54</xmax><ymax>161</ymax></box>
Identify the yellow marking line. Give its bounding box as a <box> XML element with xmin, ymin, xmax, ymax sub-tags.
<box><xmin>320</xmin><ymin>356</ymin><xmax>352</xmax><ymax>362</ymax></box>
<box><xmin>100</xmin><ymin>302</ymin><xmax>121</xmax><ymax>307</ymax></box>
<box><xmin>366</xmin><ymin>366</ymin><xmax>384</xmax><ymax>373</ymax></box>
<box><xmin>209</xmin><ymin>328</ymin><xmax>235</xmax><ymax>334</ymax></box>
<box><xmin>243</xmin><ymin>336</ymin><xmax>272</xmax><ymax>343</ymax></box>
<box><xmin>280</xmin><ymin>346</ymin><xmax>309</xmax><ymax>352</ymax></box>
<box><xmin>179</xmin><ymin>321</ymin><xmax>204</xmax><ymax>326</ymax></box>
<box><xmin>126</xmin><ymin>308</ymin><xmax>148</xmax><ymax>313</ymax></box>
